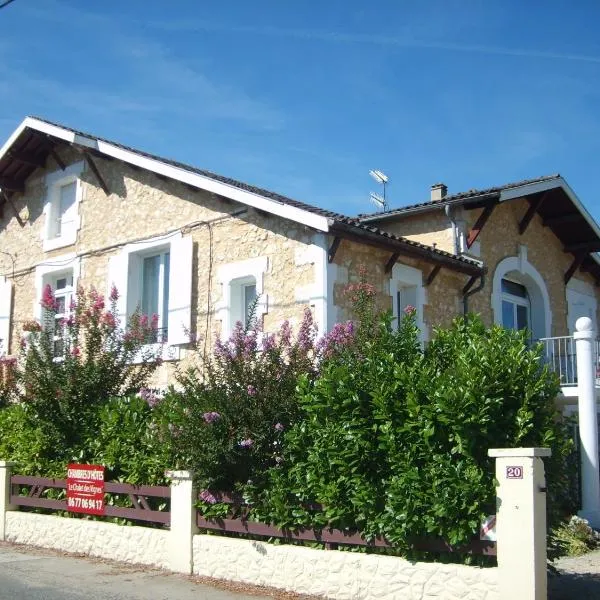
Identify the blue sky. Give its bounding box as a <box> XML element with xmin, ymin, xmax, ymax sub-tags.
<box><xmin>1</xmin><ymin>1</ymin><xmax>600</xmax><ymax>219</ymax></box>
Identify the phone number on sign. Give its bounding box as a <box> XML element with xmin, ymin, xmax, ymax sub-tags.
<box><xmin>67</xmin><ymin>497</ymin><xmax>103</xmax><ymax>511</ymax></box>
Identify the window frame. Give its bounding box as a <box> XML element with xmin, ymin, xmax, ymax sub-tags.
<box><xmin>501</xmin><ymin>277</ymin><xmax>531</xmax><ymax>332</ymax></box>
<box><xmin>34</xmin><ymin>255</ymin><xmax>80</xmax><ymax>361</ymax></box>
<box><xmin>216</xmin><ymin>257</ymin><xmax>268</xmax><ymax>338</ymax></box>
<box><xmin>43</xmin><ymin>162</ymin><xmax>84</xmax><ymax>252</ymax></box>
<box><xmin>108</xmin><ymin>232</ymin><xmax>194</xmax><ymax>362</ymax></box>
<box><xmin>390</xmin><ymin>262</ymin><xmax>427</xmax><ymax>343</ymax></box>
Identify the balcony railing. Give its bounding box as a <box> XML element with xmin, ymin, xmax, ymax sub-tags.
<box><xmin>539</xmin><ymin>336</ymin><xmax>600</xmax><ymax>387</ymax></box>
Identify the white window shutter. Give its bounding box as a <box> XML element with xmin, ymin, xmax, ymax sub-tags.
<box><xmin>107</xmin><ymin>252</ymin><xmax>129</xmax><ymax>329</ymax></box>
<box><xmin>0</xmin><ymin>278</ymin><xmax>12</xmax><ymax>355</ymax></box>
<box><xmin>168</xmin><ymin>236</ymin><xmax>193</xmax><ymax>345</ymax></box>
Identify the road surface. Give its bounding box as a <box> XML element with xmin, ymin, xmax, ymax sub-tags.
<box><xmin>0</xmin><ymin>543</ymin><xmax>278</xmax><ymax>600</ymax></box>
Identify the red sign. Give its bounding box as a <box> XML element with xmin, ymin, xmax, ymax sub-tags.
<box><xmin>67</xmin><ymin>464</ymin><xmax>105</xmax><ymax>515</ymax></box>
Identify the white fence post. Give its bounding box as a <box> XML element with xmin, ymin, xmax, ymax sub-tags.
<box><xmin>574</xmin><ymin>316</ymin><xmax>600</xmax><ymax>528</ymax></box>
<box><xmin>0</xmin><ymin>461</ymin><xmax>16</xmax><ymax>541</ymax></box>
<box><xmin>488</xmin><ymin>448</ymin><xmax>550</xmax><ymax>600</ymax></box>
<box><xmin>165</xmin><ymin>470</ymin><xmax>197</xmax><ymax>574</ymax></box>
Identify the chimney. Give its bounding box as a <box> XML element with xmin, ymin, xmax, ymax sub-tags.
<box><xmin>431</xmin><ymin>183</ymin><xmax>448</xmax><ymax>202</ymax></box>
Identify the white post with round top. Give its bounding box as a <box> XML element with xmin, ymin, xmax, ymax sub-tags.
<box><xmin>574</xmin><ymin>316</ymin><xmax>600</xmax><ymax>527</ymax></box>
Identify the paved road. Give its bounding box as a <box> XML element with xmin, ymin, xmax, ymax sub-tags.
<box><xmin>0</xmin><ymin>544</ymin><xmax>273</xmax><ymax>600</ymax></box>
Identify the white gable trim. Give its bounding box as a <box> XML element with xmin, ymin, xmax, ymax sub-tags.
<box><xmin>1</xmin><ymin>118</ymin><xmax>331</xmax><ymax>233</ymax></box>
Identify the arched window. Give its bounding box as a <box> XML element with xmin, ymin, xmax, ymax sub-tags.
<box><xmin>501</xmin><ymin>278</ymin><xmax>530</xmax><ymax>332</ymax></box>
<box><xmin>492</xmin><ymin>248</ymin><xmax>551</xmax><ymax>340</ymax></box>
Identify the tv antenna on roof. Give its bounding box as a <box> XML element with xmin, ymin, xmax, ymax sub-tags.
<box><xmin>369</xmin><ymin>170</ymin><xmax>389</xmax><ymax>212</ymax></box>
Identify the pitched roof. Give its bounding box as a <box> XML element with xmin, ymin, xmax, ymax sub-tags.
<box><xmin>358</xmin><ymin>174</ymin><xmax>562</xmax><ymax>221</ymax></box>
<box><xmin>0</xmin><ymin>117</ymin><xmax>483</xmax><ymax>276</ymax></box>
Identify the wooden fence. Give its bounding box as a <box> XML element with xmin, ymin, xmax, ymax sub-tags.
<box><xmin>195</xmin><ymin>491</ymin><xmax>496</xmax><ymax>556</ymax></box>
<box><xmin>10</xmin><ymin>475</ymin><xmax>170</xmax><ymax>525</ymax></box>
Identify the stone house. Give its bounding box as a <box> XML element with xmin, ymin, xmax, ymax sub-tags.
<box><xmin>0</xmin><ymin>117</ymin><xmax>597</xmax><ymax>388</ymax></box>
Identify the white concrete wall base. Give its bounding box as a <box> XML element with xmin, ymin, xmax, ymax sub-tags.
<box><xmin>5</xmin><ymin>512</ymin><xmax>169</xmax><ymax>569</ymax></box>
<box><xmin>192</xmin><ymin>534</ymin><xmax>499</xmax><ymax>600</ymax></box>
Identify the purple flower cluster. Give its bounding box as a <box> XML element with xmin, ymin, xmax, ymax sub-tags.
<box><xmin>238</xmin><ymin>438</ymin><xmax>254</xmax><ymax>448</ymax></box>
<box><xmin>316</xmin><ymin>321</ymin><xmax>355</xmax><ymax>359</ymax></box>
<box><xmin>203</xmin><ymin>411</ymin><xmax>221</xmax><ymax>424</ymax></box>
<box><xmin>247</xmin><ymin>385</ymin><xmax>257</xmax><ymax>396</ymax></box>
<box><xmin>274</xmin><ymin>422</ymin><xmax>284</xmax><ymax>432</ymax></box>
<box><xmin>297</xmin><ymin>308</ymin><xmax>317</xmax><ymax>351</ymax></box>
<box><xmin>139</xmin><ymin>387</ymin><xmax>161</xmax><ymax>408</ymax></box>
<box><xmin>199</xmin><ymin>490</ymin><xmax>217</xmax><ymax>505</ymax></box>
<box><xmin>403</xmin><ymin>304</ymin><xmax>417</xmax><ymax>315</ymax></box>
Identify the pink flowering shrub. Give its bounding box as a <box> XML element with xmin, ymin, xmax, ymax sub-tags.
<box><xmin>173</xmin><ymin>308</ymin><xmax>320</xmax><ymax>492</ymax></box>
<box><xmin>14</xmin><ymin>285</ymin><xmax>164</xmax><ymax>462</ymax></box>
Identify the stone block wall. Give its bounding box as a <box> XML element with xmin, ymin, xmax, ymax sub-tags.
<box><xmin>5</xmin><ymin>512</ymin><xmax>169</xmax><ymax>569</ymax></box>
<box><xmin>193</xmin><ymin>534</ymin><xmax>499</xmax><ymax>600</ymax></box>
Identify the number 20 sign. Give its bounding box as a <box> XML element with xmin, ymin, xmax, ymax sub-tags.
<box><xmin>506</xmin><ymin>465</ymin><xmax>523</xmax><ymax>479</ymax></box>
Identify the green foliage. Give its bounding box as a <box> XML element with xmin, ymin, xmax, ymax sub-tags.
<box><xmin>84</xmin><ymin>394</ymin><xmax>179</xmax><ymax>485</ymax></box>
<box><xmin>172</xmin><ymin>308</ymin><xmax>319</xmax><ymax>492</ymax></box>
<box><xmin>0</xmin><ymin>284</ymin><xmax>165</xmax><ymax>479</ymax></box>
<box><xmin>18</xmin><ymin>285</ymin><xmax>162</xmax><ymax>454</ymax></box>
<box><xmin>251</xmin><ymin>280</ymin><xmax>571</xmax><ymax>551</ymax></box>
<box><xmin>550</xmin><ymin>516</ymin><xmax>600</xmax><ymax>557</ymax></box>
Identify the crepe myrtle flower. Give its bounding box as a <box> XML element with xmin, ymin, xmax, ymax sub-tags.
<box><xmin>403</xmin><ymin>304</ymin><xmax>417</xmax><ymax>316</ymax></box>
<box><xmin>247</xmin><ymin>385</ymin><xmax>257</xmax><ymax>396</ymax></box>
<box><xmin>274</xmin><ymin>422</ymin><xmax>284</xmax><ymax>432</ymax></box>
<box><xmin>199</xmin><ymin>490</ymin><xmax>217</xmax><ymax>505</ymax></box>
<box><xmin>238</xmin><ymin>438</ymin><xmax>254</xmax><ymax>448</ymax></box>
<box><xmin>203</xmin><ymin>411</ymin><xmax>221</xmax><ymax>424</ymax></box>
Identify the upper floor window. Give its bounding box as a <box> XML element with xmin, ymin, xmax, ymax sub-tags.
<box><xmin>43</xmin><ymin>162</ymin><xmax>84</xmax><ymax>252</ymax></box>
<box><xmin>501</xmin><ymin>278</ymin><xmax>530</xmax><ymax>332</ymax></box>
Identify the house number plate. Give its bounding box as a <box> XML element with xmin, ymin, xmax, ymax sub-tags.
<box><xmin>506</xmin><ymin>466</ymin><xmax>523</xmax><ymax>479</ymax></box>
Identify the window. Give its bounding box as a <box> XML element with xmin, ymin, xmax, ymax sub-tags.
<box><xmin>501</xmin><ymin>278</ymin><xmax>530</xmax><ymax>332</ymax></box>
<box><xmin>43</xmin><ymin>162</ymin><xmax>83</xmax><ymax>252</ymax></box>
<box><xmin>390</xmin><ymin>263</ymin><xmax>427</xmax><ymax>342</ymax></box>
<box><xmin>491</xmin><ymin>248</ymin><xmax>551</xmax><ymax>340</ymax></box>
<box><xmin>397</xmin><ymin>285</ymin><xmax>418</xmax><ymax>318</ymax></box>
<box><xmin>47</xmin><ymin>273</ymin><xmax>74</xmax><ymax>357</ymax></box>
<box><xmin>35</xmin><ymin>255</ymin><xmax>80</xmax><ymax>358</ymax></box>
<box><xmin>140</xmin><ymin>251</ymin><xmax>170</xmax><ymax>342</ymax></box>
<box><xmin>216</xmin><ymin>257</ymin><xmax>268</xmax><ymax>338</ymax></box>
<box><xmin>108</xmin><ymin>234</ymin><xmax>193</xmax><ymax>355</ymax></box>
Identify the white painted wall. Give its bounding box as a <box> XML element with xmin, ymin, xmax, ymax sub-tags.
<box><xmin>192</xmin><ymin>534</ymin><xmax>499</xmax><ymax>600</ymax></box>
<box><xmin>5</xmin><ymin>512</ymin><xmax>169</xmax><ymax>569</ymax></box>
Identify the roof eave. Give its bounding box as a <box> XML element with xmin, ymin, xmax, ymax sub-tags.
<box><xmin>0</xmin><ymin>118</ymin><xmax>332</xmax><ymax>234</ymax></box>
<box><xmin>330</xmin><ymin>220</ymin><xmax>484</xmax><ymax>276</ymax></box>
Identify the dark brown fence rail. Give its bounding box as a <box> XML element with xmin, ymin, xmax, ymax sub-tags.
<box><xmin>196</xmin><ymin>492</ymin><xmax>496</xmax><ymax>556</ymax></box>
<box><xmin>10</xmin><ymin>475</ymin><xmax>171</xmax><ymax>525</ymax></box>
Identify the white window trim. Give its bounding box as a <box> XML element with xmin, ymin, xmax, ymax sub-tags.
<box><xmin>112</xmin><ymin>231</ymin><xmax>184</xmax><ymax>362</ymax></box>
<box><xmin>216</xmin><ymin>256</ymin><xmax>269</xmax><ymax>338</ymax></box>
<box><xmin>492</xmin><ymin>245</ymin><xmax>552</xmax><ymax>339</ymax></box>
<box><xmin>34</xmin><ymin>254</ymin><xmax>81</xmax><ymax>321</ymax></box>
<box><xmin>390</xmin><ymin>263</ymin><xmax>427</xmax><ymax>342</ymax></box>
<box><xmin>42</xmin><ymin>161</ymin><xmax>84</xmax><ymax>252</ymax></box>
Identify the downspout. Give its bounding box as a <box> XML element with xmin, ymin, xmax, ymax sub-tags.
<box><xmin>463</xmin><ymin>273</ymin><xmax>485</xmax><ymax>316</ymax></box>
<box><xmin>444</xmin><ymin>204</ymin><xmax>460</xmax><ymax>256</ymax></box>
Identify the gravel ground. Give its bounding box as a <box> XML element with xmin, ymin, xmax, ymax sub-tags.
<box><xmin>549</xmin><ymin>549</ymin><xmax>600</xmax><ymax>599</ymax></box>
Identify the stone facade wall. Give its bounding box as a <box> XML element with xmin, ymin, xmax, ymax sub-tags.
<box><xmin>193</xmin><ymin>534</ymin><xmax>499</xmax><ymax>600</ymax></box>
<box><xmin>465</xmin><ymin>198</ymin><xmax>598</xmax><ymax>336</ymax></box>
<box><xmin>378</xmin><ymin>210</ymin><xmax>455</xmax><ymax>254</ymax></box>
<box><xmin>0</xmin><ymin>148</ymin><xmax>320</xmax><ymax>385</ymax></box>
<box><xmin>331</xmin><ymin>238</ymin><xmax>468</xmax><ymax>334</ymax></box>
<box><xmin>5</xmin><ymin>512</ymin><xmax>169</xmax><ymax>568</ymax></box>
